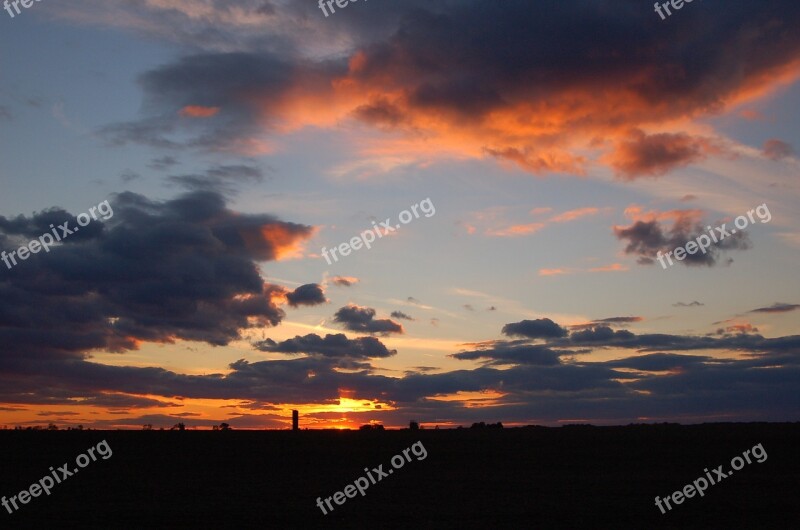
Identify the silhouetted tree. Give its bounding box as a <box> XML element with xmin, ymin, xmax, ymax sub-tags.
<box><xmin>142</xmin><ymin>424</ymin><xmax>153</xmax><ymax>431</ymax></box>
<box><xmin>171</xmin><ymin>423</ymin><xmax>186</xmax><ymax>431</ymax></box>
<box><xmin>219</xmin><ymin>423</ymin><xmax>231</xmax><ymax>431</ymax></box>
<box><xmin>409</xmin><ymin>421</ymin><xmax>420</xmax><ymax>430</ymax></box>
<box><xmin>47</xmin><ymin>423</ymin><xmax>58</xmax><ymax>431</ymax></box>
<box><xmin>470</xmin><ymin>421</ymin><xmax>503</xmax><ymax>429</ymax></box>
<box><xmin>359</xmin><ymin>424</ymin><xmax>385</xmax><ymax>431</ymax></box>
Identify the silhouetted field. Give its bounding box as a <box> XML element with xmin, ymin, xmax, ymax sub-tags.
<box><xmin>0</xmin><ymin>423</ymin><xmax>798</xmax><ymax>529</ymax></box>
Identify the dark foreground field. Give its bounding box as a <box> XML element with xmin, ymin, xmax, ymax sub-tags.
<box><xmin>0</xmin><ymin>423</ymin><xmax>798</xmax><ymax>529</ymax></box>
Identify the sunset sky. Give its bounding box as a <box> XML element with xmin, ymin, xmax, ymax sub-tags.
<box><xmin>1</xmin><ymin>0</ymin><xmax>798</xmax><ymax>429</ymax></box>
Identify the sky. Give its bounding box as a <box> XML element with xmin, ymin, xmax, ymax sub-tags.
<box><xmin>0</xmin><ymin>0</ymin><xmax>798</xmax><ymax>430</ymax></box>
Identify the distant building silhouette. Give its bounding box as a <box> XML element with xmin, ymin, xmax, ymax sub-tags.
<box><xmin>292</xmin><ymin>410</ymin><xmax>299</xmax><ymax>431</ymax></box>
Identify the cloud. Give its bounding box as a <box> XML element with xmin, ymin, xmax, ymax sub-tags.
<box><xmin>97</xmin><ymin>52</ymin><xmax>304</xmax><ymax>153</ymax></box>
<box><xmin>614</xmin><ymin>207</ymin><xmax>751</xmax><ymax>267</ymax></box>
<box><xmin>473</xmin><ymin>206</ymin><xmax>609</xmax><ymax>239</ymax></box>
<box><xmin>749</xmin><ymin>303</ymin><xmax>800</xmax><ymax>314</ymax></box>
<box><xmin>570</xmin><ymin>317</ymin><xmax>643</xmax><ymax>330</ymax></box>
<box><xmin>713</xmin><ymin>323</ymin><xmax>760</xmax><ymax>336</ymax></box>
<box><xmin>87</xmin><ymin>1</ymin><xmax>800</xmax><ymax>176</ymax></box>
<box><xmin>0</xmin><ymin>190</ymin><xmax>315</xmax><ymax>364</ymax></box>
<box><xmin>167</xmin><ymin>164</ymin><xmax>266</xmax><ymax>194</ymax></box>
<box><xmin>607</xmin><ymin>130</ymin><xmax>721</xmax><ymax>179</ymax></box>
<box><xmin>539</xmin><ymin>268</ymin><xmax>573</xmax><ymax>277</ymax></box>
<box><xmin>485</xmin><ymin>223</ymin><xmax>546</xmax><ymax>238</ymax></box>
<box><xmin>330</xmin><ymin>276</ymin><xmax>359</xmax><ymax>287</ymax></box>
<box><xmin>255</xmin><ymin>333</ymin><xmax>396</xmax><ymax>360</ymax></box>
<box><xmin>3</xmin><ymin>305</ymin><xmax>800</xmax><ymax>425</ymax></box>
<box><xmin>674</xmin><ymin>301</ymin><xmax>704</xmax><ymax>307</ymax></box>
<box><xmin>451</xmin><ymin>343</ymin><xmax>569</xmax><ymax>366</ymax></box>
<box><xmin>285</xmin><ymin>283</ymin><xmax>327</xmax><ymax>307</ymax></box>
<box><xmin>502</xmin><ymin>318</ymin><xmax>568</xmax><ymax>339</ymax></box>
<box><xmin>548</xmin><ymin>207</ymin><xmax>606</xmax><ymax>223</ymax></box>
<box><xmin>604</xmin><ymin>353</ymin><xmax>713</xmax><ymax>371</ymax></box>
<box><xmin>179</xmin><ymin>105</ymin><xmax>220</xmax><ymax>118</ymax></box>
<box><xmin>148</xmin><ymin>156</ymin><xmax>180</xmax><ymax>171</ymax></box>
<box><xmin>120</xmin><ymin>170</ymin><xmax>142</xmax><ymax>183</ymax></box>
<box><xmin>333</xmin><ymin>304</ymin><xmax>404</xmax><ymax>335</ymax></box>
<box><xmin>762</xmin><ymin>139</ymin><xmax>794</xmax><ymax>160</ymax></box>
<box><xmin>390</xmin><ymin>311</ymin><xmax>414</xmax><ymax>321</ymax></box>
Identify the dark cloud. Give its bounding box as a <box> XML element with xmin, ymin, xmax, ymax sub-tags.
<box><xmin>148</xmin><ymin>156</ymin><xmax>180</xmax><ymax>171</ymax></box>
<box><xmin>333</xmin><ymin>304</ymin><xmax>404</xmax><ymax>335</ymax></box>
<box><xmin>0</xmin><ymin>190</ymin><xmax>314</xmax><ymax>369</ymax></box>
<box><xmin>569</xmin><ymin>326</ymin><xmax>636</xmax><ymax>344</ymax></box>
<box><xmin>604</xmin><ymin>353</ymin><xmax>714</xmax><ymax>371</ymax></box>
<box><xmin>120</xmin><ymin>170</ymin><xmax>142</xmax><ymax>183</ymax></box>
<box><xmin>167</xmin><ymin>164</ymin><xmax>266</xmax><ymax>194</ymax></box>
<box><xmin>255</xmin><ymin>1</ymin><xmax>276</xmax><ymax>16</ymax></box>
<box><xmin>711</xmin><ymin>323</ymin><xmax>760</xmax><ymax>336</ymax></box>
<box><xmin>614</xmin><ymin>211</ymin><xmax>751</xmax><ymax>267</ymax></box>
<box><xmin>255</xmin><ymin>333</ymin><xmax>396</xmax><ymax>360</ymax></box>
<box><xmin>97</xmin><ymin>52</ymin><xmax>327</xmax><ymax>152</ymax></box>
<box><xmin>609</xmin><ymin>130</ymin><xmax>719</xmax><ymax>179</ymax></box>
<box><xmin>674</xmin><ymin>301</ymin><xmax>704</xmax><ymax>307</ymax></box>
<box><xmin>88</xmin><ymin>0</ymin><xmax>800</xmax><ymax>179</ymax></box>
<box><xmin>285</xmin><ymin>283</ymin><xmax>327</xmax><ymax>307</ymax></box>
<box><xmin>749</xmin><ymin>303</ymin><xmax>800</xmax><ymax>314</ymax></box>
<box><xmin>2</xmin><ymin>305</ymin><xmax>800</xmax><ymax>425</ymax></box>
<box><xmin>762</xmin><ymin>139</ymin><xmax>794</xmax><ymax>160</ymax></box>
<box><xmin>570</xmin><ymin>316</ymin><xmax>643</xmax><ymax>330</ymax></box>
<box><xmin>451</xmin><ymin>343</ymin><xmax>568</xmax><ymax>366</ymax></box>
<box><xmin>352</xmin><ymin>97</ymin><xmax>408</xmax><ymax>129</ymax></box>
<box><xmin>390</xmin><ymin>311</ymin><xmax>414</xmax><ymax>321</ymax></box>
<box><xmin>502</xmin><ymin>318</ymin><xmax>568</xmax><ymax>339</ymax></box>
<box><xmin>463</xmin><ymin>304</ymin><xmax>475</xmax><ymax>311</ymax></box>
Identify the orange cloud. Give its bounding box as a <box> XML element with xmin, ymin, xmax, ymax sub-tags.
<box><xmin>539</xmin><ymin>263</ymin><xmax>628</xmax><ymax>276</ymax></box>
<box><xmin>485</xmin><ymin>223</ymin><xmax>545</xmax><ymax>237</ymax></box>
<box><xmin>539</xmin><ymin>268</ymin><xmax>574</xmax><ymax>276</ymax></box>
<box><xmin>235</xmin><ymin>223</ymin><xmax>317</xmax><ymax>261</ymax></box>
<box><xmin>549</xmin><ymin>207</ymin><xmax>606</xmax><ymax>223</ymax></box>
<box><xmin>179</xmin><ymin>105</ymin><xmax>220</xmax><ymax>118</ymax></box>
<box><xmin>588</xmin><ymin>263</ymin><xmax>629</xmax><ymax>273</ymax></box>
<box><xmin>738</xmin><ymin>109</ymin><xmax>765</xmax><ymax>121</ymax></box>
<box><xmin>606</xmin><ymin>129</ymin><xmax>723</xmax><ymax>180</ymax></box>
